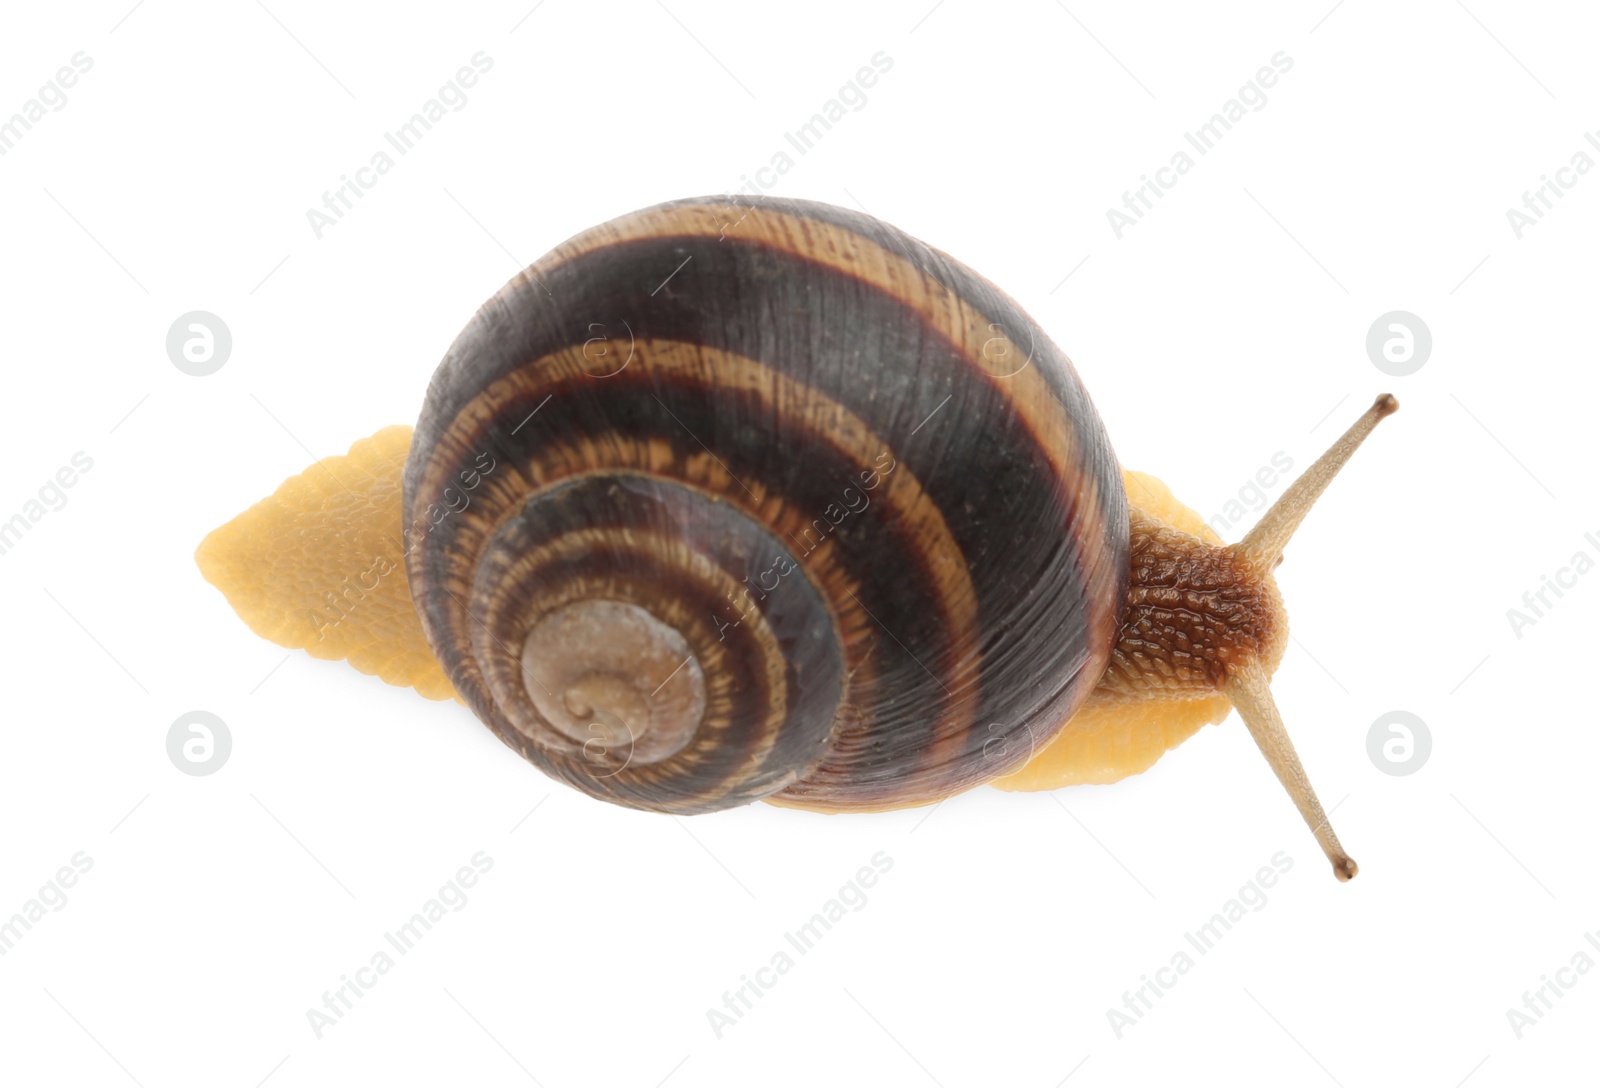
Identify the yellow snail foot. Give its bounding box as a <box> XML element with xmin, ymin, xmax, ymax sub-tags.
<box><xmin>194</xmin><ymin>424</ymin><xmax>460</xmax><ymax>701</ymax></box>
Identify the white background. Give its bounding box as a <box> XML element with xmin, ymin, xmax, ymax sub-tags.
<box><xmin>1</xmin><ymin>1</ymin><xmax>1595</xmax><ymax>1085</ymax></box>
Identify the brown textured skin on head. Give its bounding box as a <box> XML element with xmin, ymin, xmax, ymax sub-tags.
<box><xmin>1090</xmin><ymin>512</ymin><xmax>1287</xmax><ymax>705</ymax></box>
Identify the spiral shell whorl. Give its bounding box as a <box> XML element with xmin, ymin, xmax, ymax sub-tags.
<box><xmin>457</xmin><ymin>472</ymin><xmax>842</xmax><ymax>811</ymax></box>
<box><xmin>404</xmin><ymin>194</ymin><xmax>1129</xmax><ymax>813</ymax></box>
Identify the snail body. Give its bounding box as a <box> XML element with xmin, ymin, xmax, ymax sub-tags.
<box><xmin>198</xmin><ymin>195</ymin><xmax>1398</xmax><ymax>880</ymax></box>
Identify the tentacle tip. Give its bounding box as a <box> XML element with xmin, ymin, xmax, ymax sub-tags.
<box><xmin>1372</xmin><ymin>393</ymin><xmax>1399</xmax><ymax>417</ymax></box>
<box><xmin>1333</xmin><ymin>856</ymin><xmax>1359</xmax><ymax>882</ymax></box>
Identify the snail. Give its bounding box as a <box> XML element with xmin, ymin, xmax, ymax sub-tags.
<box><xmin>197</xmin><ymin>194</ymin><xmax>1398</xmax><ymax>882</ymax></box>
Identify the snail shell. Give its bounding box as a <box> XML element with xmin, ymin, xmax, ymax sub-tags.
<box><xmin>403</xmin><ymin>195</ymin><xmax>1127</xmax><ymax>813</ymax></box>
